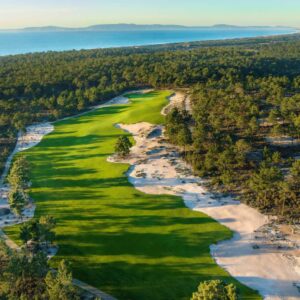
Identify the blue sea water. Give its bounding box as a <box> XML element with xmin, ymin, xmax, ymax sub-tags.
<box><xmin>0</xmin><ymin>27</ymin><xmax>296</xmax><ymax>56</ymax></box>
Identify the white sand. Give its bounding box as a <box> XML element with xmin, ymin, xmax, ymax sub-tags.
<box><xmin>0</xmin><ymin>123</ymin><xmax>54</xmax><ymax>186</ymax></box>
<box><xmin>0</xmin><ymin>123</ymin><xmax>53</xmax><ymax>228</ymax></box>
<box><xmin>161</xmin><ymin>91</ymin><xmax>191</xmax><ymax>116</ymax></box>
<box><xmin>266</xmin><ymin>136</ymin><xmax>300</xmax><ymax>147</ymax></box>
<box><xmin>109</xmin><ymin>93</ymin><xmax>300</xmax><ymax>300</ymax></box>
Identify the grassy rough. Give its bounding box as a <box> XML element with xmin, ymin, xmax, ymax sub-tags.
<box><xmin>5</xmin><ymin>91</ymin><xmax>261</xmax><ymax>299</ymax></box>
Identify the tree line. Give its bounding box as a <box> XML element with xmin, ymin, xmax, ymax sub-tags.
<box><xmin>1</xmin><ymin>34</ymin><xmax>300</xmax><ymax>175</ymax></box>
<box><xmin>166</xmin><ymin>74</ymin><xmax>300</xmax><ymax>221</ymax></box>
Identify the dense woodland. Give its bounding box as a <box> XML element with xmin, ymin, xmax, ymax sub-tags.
<box><xmin>1</xmin><ymin>34</ymin><xmax>300</xmax><ymax>222</ymax></box>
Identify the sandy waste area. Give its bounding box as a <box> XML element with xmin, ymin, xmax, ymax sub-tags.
<box><xmin>108</xmin><ymin>93</ymin><xmax>300</xmax><ymax>300</ymax></box>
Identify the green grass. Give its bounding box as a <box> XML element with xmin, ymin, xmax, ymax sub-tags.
<box><xmin>5</xmin><ymin>90</ymin><xmax>261</xmax><ymax>299</ymax></box>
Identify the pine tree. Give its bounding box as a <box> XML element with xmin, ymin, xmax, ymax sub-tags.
<box><xmin>45</xmin><ymin>260</ymin><xmax>79</xmax><ymax>300</ymax></box>
<box><xmin>8</xmin><ymin>188</ymin><xmax>28</xmax><ymax>217</ymax></box>
<box><xmin>248</xmin><ymin>164</ymin><xmax>283</xmax><ymax>209</ymax></box>
<box><xmin>191</xmin><ymin>280</ymin><xmax>237</xmax><ymax>300</ymax></box>
<box><xmin>39</xmin><ymin>216</ymin><xmax>56</xmax><ymax>246</ymax></box>
<box><xmin>20</xmin><ymin>222</ymin><xmax>32</xmax><ymax>244</ymax></box>
<box><xmin>19</xmin><ymin>216</ymin><xmax>56</xmax><ymax>247</ymax></box>
<box><xmin>6</xmin><ymin>250</ymin><xmax>48</xmax><ymax>299</ymax></box>
<box><xmin>115</xmin><ymin>136</ymin><xmax>132</xmax><ymax>157</ymax></box>
<box><xmin>7</xmin><ymin>155</ymin><xmax>30</xmax><ymax>190</ymax></box>
<box><xmin>290</xmin><ymin>160</ymin><xmax>300</xmax><ymax>191</ymax></box>
<box><xmin>177</xmin><ymin>124</ymin><xmax>192</xmax><ymax>152</ymax></box>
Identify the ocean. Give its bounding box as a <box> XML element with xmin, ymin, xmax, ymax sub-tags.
<box><xmin>0</xmin><ymin>27</ymin><xmax>296</xmax><ymax>56</ymax></box>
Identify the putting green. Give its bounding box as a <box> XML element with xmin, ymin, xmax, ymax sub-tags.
<box><xmin>5</xmin><ymin>90</ymin><xmax>260</xmax><ymax>299</ymax></box>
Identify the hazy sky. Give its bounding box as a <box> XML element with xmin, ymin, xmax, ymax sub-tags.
<box><xmin>0</xmin><ymin>0</ymin><xmax>299</xmax><ymax>29</ymax></box>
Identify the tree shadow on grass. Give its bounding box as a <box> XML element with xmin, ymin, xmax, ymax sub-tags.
<box><xmin>106</xmin><ymin>201</ymin><xmax>181</xmax><ymax>211</ymax></box>
<box><xmin>57</xmin><ymin>214</ymin><xmax>218</xmax><ymax>232</ymax></box>
<box><xmin>55</xmin><ymin>105</ymin><xmax>130</xmax><ymax>126</ymax></box>
<box><xmin>126</xmin><ymin>91</ymin><xmax>161</xmax><ymax>99</ymax></box>
<box><xmin>57</xmin><ymin>230</ymin><xmax>225</xmax><ymax>260</ymax></box>
<box><xmin>65</xmin><ymin>256</ymin><xmax>251</xmax><ymax>300</ymax></box>
<box><xmin>32</xmin><ymin>176</ymin><xmax>130</xmax><ymax>189</ymax></box>
<box><xmin>39</xmin><ymin>134</ymin><xmax>117</xmax><ymax>148</ymax></box>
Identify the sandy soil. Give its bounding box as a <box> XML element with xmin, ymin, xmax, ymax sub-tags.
<box><xmin>266</xmin><ymin>136</ymin><xmax>300</xmax><ymax>147</ymax></box>
<box><xmin>161</xmin><ymin>91</ymin><xmax>191</xmax><ymax>116</ymax></box>
<box><xmin>0</xmin><ymin>123</ymin><xmax>54</xmax><ymax>186</ymax></box>
<box><xmin>109</xmin><ymin>93</ymin><xmax>300</xmax><ymax>300</ymax></box>
<box><xmin>0</xmin><ymin>123</ymin><xmax>53</xmax><ymax>227</ymax></box>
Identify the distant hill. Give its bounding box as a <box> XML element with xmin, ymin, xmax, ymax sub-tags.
<box><xmin>22</xmin><ymin>26</ymin><xmax>71</xmax><ymax>32</ymax></box>
<box><xmin>7</xmin><ymin>24</ymin><xmax>296</xmax><ymax>32</ymax></box>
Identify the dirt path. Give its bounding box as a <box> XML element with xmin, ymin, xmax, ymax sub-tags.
<box><xmin>0</xmin><ymin>229</ymin><xmax>19</xmax><ymax>250</ymax></box>
<box><xmin>72</xmin><ymin>278</ymin><xmax>118</xmax><ymax>300</ymax></box>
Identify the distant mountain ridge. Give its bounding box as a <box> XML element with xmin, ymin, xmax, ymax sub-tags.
<box><xmin>3</xmin><ymin>23</ymin><xmax>296</xmax><ymax>32</ymax></box>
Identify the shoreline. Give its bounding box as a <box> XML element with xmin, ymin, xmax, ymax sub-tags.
<box><xmin>0</xmin><ymin>29</ymin><xmax>298</xmax><ymax>57</ymax></box>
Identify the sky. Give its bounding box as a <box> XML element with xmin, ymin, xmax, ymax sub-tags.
<box><xmin>0</xmin><ymin>0</ymin><xmax>299</xmax><ymax>29</ymax></box>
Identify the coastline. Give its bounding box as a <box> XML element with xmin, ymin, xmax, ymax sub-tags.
<box><xmin>0</xmin><ymin>28</ymin><xmax>297</xmax><ymax>57</ymax></box>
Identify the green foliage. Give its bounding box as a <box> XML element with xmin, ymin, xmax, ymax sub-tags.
<box><xmin>293</xmin><ymin>115</ymin><xmax>300</xmax><ymax>138</ymax></box>
<box><xmin>191</xmin><ymin>280</ymin><xmax>237</xmax><ymax>300</ymax></box>
<box><xmin>0</xmin><ymin>242</ymin><xmax>78</xmax><ymax>300</ymax></box>
<box><xmin>45</xmin><ymin>260</ymin><xmax>79</xmax><ymax>300</ymax></box>
<box><xmin>248</xmin><ymin>165</ymin><xmax>283</xmax><ymax>209</ymax></box>
<box><xmin>176</xmin><ymin>73</ymin><xmax>300</xmax><ymax>220</ymax></box>
<box><xmin>4</xmin><ymin>249</ymin><xmax>48</xmax><ymax>299</ymax></box>
<box><xmin>115</xmin><ymin>136</ymin><xmax>132</xmax><ymax>157</ymax></box>
<box><xmin>7</xmin><ymin>156</ymin><xmax>30</xmax><ymax>190</ymax></box>
<box><xmin>177</xmin><ymin>125</ymin><xmax>193</xmax><ymax>147</ymax></box>
<box><xmin>285</xmin><ymin>160</ymin><xmax>300</xmax><ymax>218</ymax></box>
<box><xmin>39</xmin><ymin>216</ymin><xmax>56</xmax><ymax>246</ymax></box>
<box><xmin>166</xmin><ymin>108</ymin><xmax>192</xmax><ymax>149</ymax></box>
<box><xmin>19</xmin><ymin>216</ymin><xmax>56</xmax><ymax>247</ymax></box>
<box><xmin>291</xmin><ymin>160</ymin><xmax>300</xmax><ymax>182</ymax></box>
<box><xmin>7</xmin><ymin>156</ymin><xmax>30</xmax><ymax>217</ymax></box>
<box><xmin>8</xmin><ymin>188</ymin><xmax>28</xmax><ymax>217</ymax></box>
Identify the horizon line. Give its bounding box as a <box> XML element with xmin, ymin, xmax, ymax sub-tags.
<box><xmin>0</xmin><ymin>23</ymin><xmax>297</xmax><ymax>31</ymax></box>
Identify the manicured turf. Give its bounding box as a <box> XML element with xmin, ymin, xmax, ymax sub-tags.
<box><xmin>5</xmin><ymin>91</ymin><xmax>261</xmax><ymax>299</ymax></box>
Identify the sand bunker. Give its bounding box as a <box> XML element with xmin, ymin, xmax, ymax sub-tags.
<box><xmin>109</xmin><ymin>93</ymin><xmax>300</xmax><ymax>300</ymax></box>
<box><xmin>161</xmin><ymin>91</ymin><xmax>191</xmax><ymax>116</ymax></box>
<box><xmin>0</xmin><ymin>123</ymin><xmax>53</xmax><ymax>227</ymax></box>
